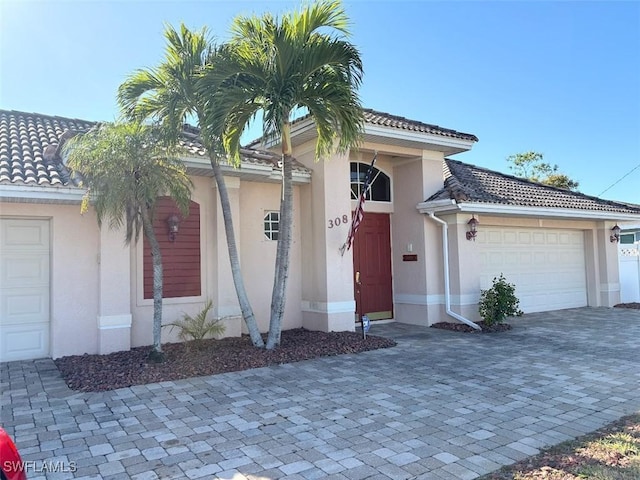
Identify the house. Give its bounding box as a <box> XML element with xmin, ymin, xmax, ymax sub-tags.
<box><xmin>1</xmin><ymin>108</ymin><xmax>639</xmax><ymax>362</ymax></box>
<box><xmin>618</xmin><ymin>223</ymin><xmax>640</xmax><ymax>303</ymax></box>
<box><xmin>620</xmin><ymin>223</ymin><xmax>640</xmax><ymax>245</ymax></box>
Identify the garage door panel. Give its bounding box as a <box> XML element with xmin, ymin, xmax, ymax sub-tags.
<box><xmin>503</xmin><ymin>252</ymin><xmax>518</xmax><ymax>266</ymax></box>
<box><xmin>516</xmin><ymin>232</ymin><xmax>530</xmax><ymax>244</ymax></box>
<box><xmin>479</xmin><ymin>227</ymin><xmax>587</xmax><ymax>313</ymax></box>
<box><xmin>533</xmin><ymin>252</ymin><xmax>546</xmax><ymax>264</ymax></box>
<box><xmin>1</xmin><ymin>287</ymin><xmax>49</xmax><ymax>325</ymax></box>
<box><xmin>570</xmin><ymin>232</ymin><xmax>583</xmax><ymax>245</ymax></box>
<box><xmin>486</xmin><ymin>230</ymin><xmax>502</xmax><ymax>243</ymax></box>
<box><xmin>557</xmin><ymin>232</ymin><xmax>569</xmax><ymax>244</ymax></box>
<box><xmin>503</xmin><ymin>231</ymin><xmax>517</xmax><ymax>243</ymax></box>
<box><xmin>0</xmin><ymin>323</ymin><xmax>49</xmax><ymax>361</ymax></box>
<box><xmin>0</xmin><ymin>219</ymin><xmax>50</xmax><ymax>362</ymax></box>
<box><xmin>489</xmin><ymin>252</ymin><xmax>503</xmax><ymax>266</ymax></box>
<box><xmin>532</xmin><ymin>232</ymin><xmax>546</xmax><ymax>244</ymax></box>
<box><xmin>1</xmin><ymin>254</ymin><xmax>49</xmax><ymax>286</ymax></box>
<box><xmin>518</xmin><ymin>252</ymin><xmax>532</xmax><ymax>265</ymax></box>
<box><xmin>1</xmin><ymin>220</ymin><xmax>49</xmax><ymax>250</ymax></box>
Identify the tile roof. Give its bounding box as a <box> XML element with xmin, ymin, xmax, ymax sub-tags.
<box><xmin>179</xmin><ymin>124</ymin><xmax>310</xmax><ymax>174</ymax></box>
<box><xmin>426</xmin><ymin>159</ymin><xmax>640</xmax><ymax>215</ymax></box>
<box><xmin>362</xmin><ymin>109</ymin><xmax>478</xmax><ymax>142</ymax></box>
<box><xmin>248</xmin><ymin>108</ymin><xmax>478</xmax><ymax>147</ymax></box>
<box><xmin>0</xmin><ymin>110</ymin><xmax>308</xmax><ymax>187</ymax></box>
<box><xmin>0</xmin><ymin>110</ymin><xmax>94</xmax><ymax>186</ymax></box>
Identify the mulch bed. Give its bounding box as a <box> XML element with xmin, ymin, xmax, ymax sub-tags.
<box><xmin>54</xmin><ymin>328</ymin><xmax>396</xmax><ymax>392</ymax></box>
<box><xmin>614</xmin><ymin>302</ymin><xmax>640</xmax><ymax>310</ymax></box>
<box><xmin>433</xmin><ymin>303</ymin><xmax>640</xmax><ymax>335</ymax></box>
<box><xmin>431</xmin><ymin>321</ymin><xmax>512</xmax><ymax>333</ymax></box>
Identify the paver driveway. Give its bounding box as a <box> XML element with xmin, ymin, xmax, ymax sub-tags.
<box><xmin>1</xmin><ymin>307</ymin><xmax>639</xmax><ymax>480</ymax></box>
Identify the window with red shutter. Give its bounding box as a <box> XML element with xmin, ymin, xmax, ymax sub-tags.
<box><xmin>143</xmin><ymin>197</ymin><xmax>201</xmax><ymax>299</ymax></box>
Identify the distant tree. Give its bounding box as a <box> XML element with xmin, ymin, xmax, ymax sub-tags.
<box><xmin>64</xmin><ymin>122</ymin><xmax>192</xmax><ymax>362</ymax></box>
<box><xmin>507</xmin><ymin>151</ymin><xmax>579</xmax><ymax>191</ymax></box>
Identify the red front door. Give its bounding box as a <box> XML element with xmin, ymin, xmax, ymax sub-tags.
<box><xmin>353</xmin><ymin>212</ymin><xmax>393</xmax><ymax>320</ymax></box>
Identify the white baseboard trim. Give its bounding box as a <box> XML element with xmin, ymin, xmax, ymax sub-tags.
<box><xmin>394</xmin><ymin>293</ymin><xmax>479</xmax><ymax>306</ymax></box>
<box><xmin>98</xmin><ymin>314</ymin><xmax>132</xmax><ymax>329</ymax></box>
<box><xmin>301</xmin><ymin>300</ymin><xmax>356</xmax><ymax>314</ymax></box>
<box><xmin>599</xmin><ymin>283</ymin><xmax>620</xmax><ymax>293</ymax></box>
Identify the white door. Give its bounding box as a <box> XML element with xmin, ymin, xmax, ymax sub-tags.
<box><xmin>0</xmin><ymin>219</ymin><xmax>50</xmax><ymax>362</ymax></box>
<box><xmin>478</xmin><ymin>227</ymin><xmax>587</xmax><ymax>313</ymax></box>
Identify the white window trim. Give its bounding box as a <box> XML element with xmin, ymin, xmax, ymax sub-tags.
<box><xmin>264</xmin><ymin>211</ymin><xmax>279</xmax><ymax>241</ymax></box>
<box><xmin>349</xmin><ymin>162</ymin><xmax>391</xmax><ymax>202</ymax></box>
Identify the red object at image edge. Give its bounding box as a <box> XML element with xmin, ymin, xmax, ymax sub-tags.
<box><xmin>0</xmin><ymin>427</ymin><xmax>27</xmax><ymax>480</ymax></box>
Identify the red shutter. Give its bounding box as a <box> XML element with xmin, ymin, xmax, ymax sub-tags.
<box><xmin>143</xmin><ymin>197</ymin><xmax>201</xmax><ymax>299</ymax></box>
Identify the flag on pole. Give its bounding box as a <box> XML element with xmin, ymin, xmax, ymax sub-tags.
<box><xmin>340</xmin><ymin>152</ymin><xmax>377</xmax><ymax>256</ymax></box>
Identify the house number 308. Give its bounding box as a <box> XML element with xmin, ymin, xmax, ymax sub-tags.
<box><xmin>328</xmin><ymin>215</ymin><xmax>349</xmax><ymax>229</ymax></box>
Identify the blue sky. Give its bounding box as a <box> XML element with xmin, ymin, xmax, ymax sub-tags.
<box><xmin>2</xmin><ymin>1</ymin><xmax>639</xmax><ymax>204</ymax></box>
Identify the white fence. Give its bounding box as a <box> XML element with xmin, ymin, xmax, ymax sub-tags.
<box><xmin>619</xmin><ymin>245</ymin><xmax>640</xmax><ymax>303</ymax></box>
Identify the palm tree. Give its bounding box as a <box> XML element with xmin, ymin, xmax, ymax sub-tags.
<box><xmin>64</xmin><ymin>122</ymin><xmax>192</xmax><ymax>362</ymax></box>
<box><xmin>117</xmin><ymin>24</ymin><xmax>265</xmax><ymax>347</ymax></box>
<box><xmin>200</xmin><ymin>0</ymin><xmax>364</xmax><ymax>349</ymax></box>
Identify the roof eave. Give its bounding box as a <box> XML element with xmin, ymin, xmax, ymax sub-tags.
<box><xmin>181</xmin><ymin>155</ymin><xmax>311</xmax><ymax>185</ymax></box>
<box><xmin>416</xmin><ymin>199</ymin><xmax>457</xmax><ymax>214</ymax></box>
<box><xmin>417</xmin><ymin>200</ymin><xmax>640</xmax><ymax>221</ymax></box>
<box><xmin>363</xmin><ymin>125</ymin><xmax>476</xmax><ymax>155</ymax></box>
<box><xmin>0</xmin><ymin>184</ymin><xmax>85</xmax><ymax>204</ymax></box>
<box><xmin>284</xmin><ymin>117</ymin><xmax>477</xmax><ymax>155</ymax></box>
<box><xmin>620</xmin><ymin>223</ymin><xmax>640</xmax><ymax>230</ymax></box>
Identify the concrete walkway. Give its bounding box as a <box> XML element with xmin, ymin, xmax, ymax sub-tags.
<box><xmin>1</xmin><ymin>307</ymin><xmax>639</xmax><ymax>480</ymax></box>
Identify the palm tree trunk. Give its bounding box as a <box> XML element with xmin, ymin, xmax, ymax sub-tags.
<box><xmin>209</xmin><ymin>156</ymin><xmax>265</xmax><ymax>348</ymax></box>
<box><xmin>141</xmin><ymin>207</ymin><xmax>165</xmax><ymax>362</ymax></box>
<box><xmin>267</xmin><ymin>153</ymin><xmax>293</xmax><ymax>349</ymax></box>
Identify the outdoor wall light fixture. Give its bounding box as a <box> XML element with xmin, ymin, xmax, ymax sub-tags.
<box><xmin>610</xmin><ymin>224</ymin><xmax>621</xmax><ymax>243</ymax></box>
<box><xmin>466</xmin><ymin>215</ymin><xmax>479</xmax><ymax>241</ymax></box>
<box><xmin>167</xmin><ymin>214</ymin><xmax>180</xmax><ymax>242</ymax></box>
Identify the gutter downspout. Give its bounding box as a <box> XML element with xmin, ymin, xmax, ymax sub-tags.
<box><xmin>428</xmin><ymin>213</ymin><xmax>482</xmax><ymax>331</ymax></box>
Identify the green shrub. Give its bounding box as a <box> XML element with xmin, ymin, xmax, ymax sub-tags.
<box><xmin>164</xmin><ymin>299</ymin><xmax>226</xmax><ymax>349</ymax></box>
<box><xmin>478</xmin><ymin>274</ymin><xmax>523</xmax><ymax>326</ymax></box>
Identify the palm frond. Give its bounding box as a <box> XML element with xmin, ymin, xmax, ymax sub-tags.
<box><xmin>63</xmin><ymin>122</ymin><xmax>192</xmax><ymax>244</ymax></box>
<box><xmin>220</xmin><ymin>0</ymin><xmax>364</xmax><ymax>160</ymax></box>
<box><xmin>291</xmin><ymin>0</ymin><xmax>350</xmax><ymax>38</ymax></box>
<box><xmin>117</xmin><ymin>23</ymin><xmax>230</xmax><ymax>158</ymax></box>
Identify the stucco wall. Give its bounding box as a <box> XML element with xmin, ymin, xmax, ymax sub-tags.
<box><xmin>239</xmin><ymin>180</ymin><xmax>303</xmax><ymax>333</ymax></box>
<box><xmin>390</xmin><ymin>157</ymin><xmax>430</xmax><ymax>325</ymax></box>
<box><xmin>129</xmin><ymin>173</ymin><xmax>305</xmax><ymax>346</ymax></box>
<box><xmin>382</xmin><ymin>149</ymin><xmax>448</xmax><ymax>327</ymax></box>
<box><xmin>295</xmin><ymin>141</ymin><xmax>356</xmax><ymax>332</ymax></box>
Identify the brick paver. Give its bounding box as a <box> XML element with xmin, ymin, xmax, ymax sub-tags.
<box><xmin>1</xmin><ymin>307</ymin><xmax>639</xmax><ymax>479</ymax></box>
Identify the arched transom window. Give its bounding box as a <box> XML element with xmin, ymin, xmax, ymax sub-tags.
<box><xmin>350</xmin><ymin>162</ymin><xmax>391</xmax><ymax>202</ymax></box>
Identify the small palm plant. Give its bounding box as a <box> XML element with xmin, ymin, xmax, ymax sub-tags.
<box><xmin>165</xmin><ymin>300</ymin><xmax>226</xmax><ymax>350</ymax></box>
<box><xmin>478</xmin><ymin>274</ymin><xmax>524</xmax><ymax>326</ymax></box>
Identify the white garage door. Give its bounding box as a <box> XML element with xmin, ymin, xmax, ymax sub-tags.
<box><xmin>478</xmin><ymin>227</ymin><xmax>587</xmax><ymax>313</ymax></box>
<box><xmin>0</xmin><ymin>219</ymin><xmax>50</xmax><ymax>362</ymax></box>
